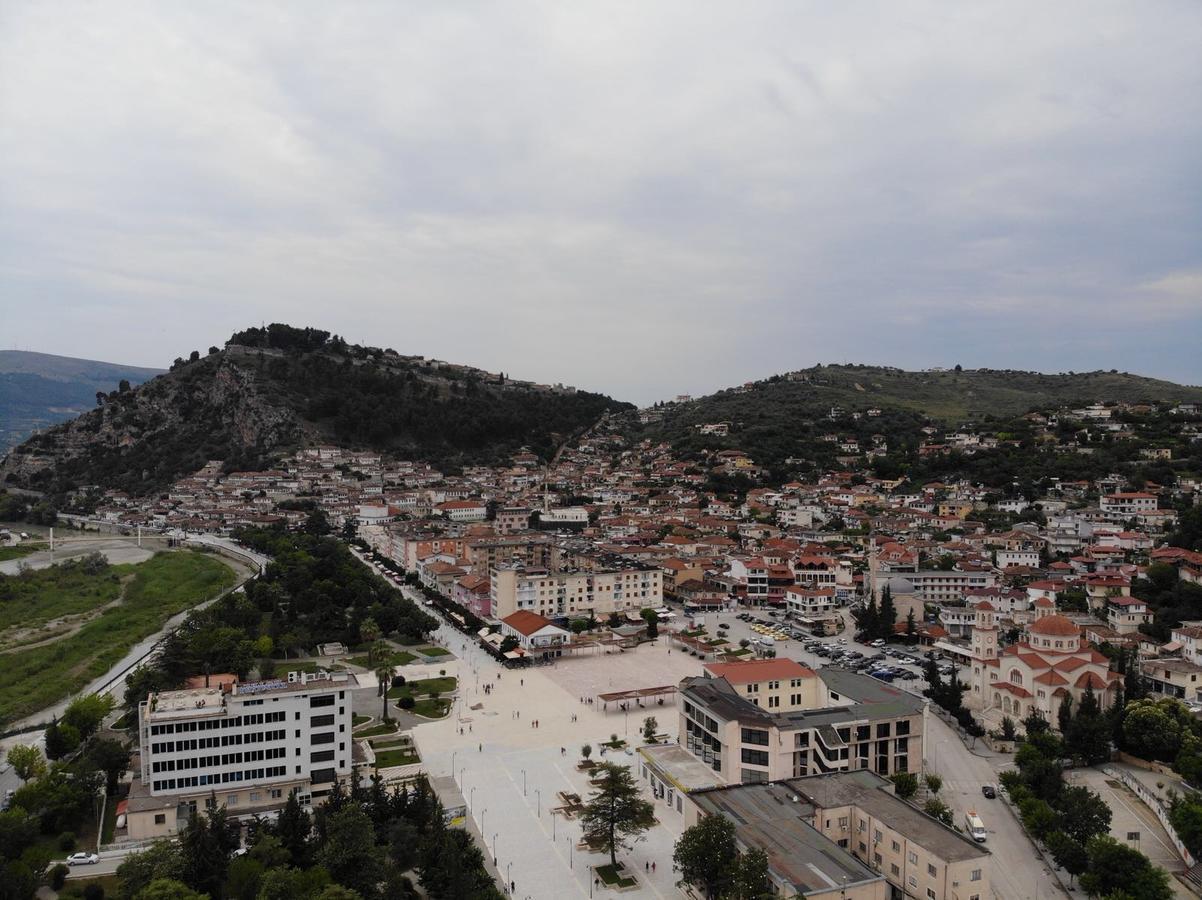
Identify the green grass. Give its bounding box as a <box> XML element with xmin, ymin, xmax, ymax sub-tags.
<box><xmin>58</xmin><ymin>874</ymin><xmax>122</xmax><ymax>899</ymax></box>
<box><xmin>101</xmin><ymin>791</ymin><xmax>121</xmax><ymax>844</ymax></box>
<box><xmin>0</xmin><ymin>542</ymin><xmax>47</xmax><ymax>561</ymax></box>
<box><xmin>595</xmin><ymin>863</ymin><xmax>637</xmax><ymax>887</ymax></box>
<box><xmin>0</xmin><ymin>551</ymin><xmax>237</xmax><ymax>726</ymax></box>
<box><xmin>0</xmin><ymin>557</ymin><xmax>124</xmax><ymax>635</ymax></box>
<box><xmin>418</xmin><ymin>645</ymin><xmax>450</xmax><ymax>657</ymax></box>
<box><xmin>279</xmin><ymin>659</ymin><xmax>345</xmax><ymax>675</ymax></box>
<box><xmin>374</xmin><ymin>745</ymin><xmax>420</xmax><ymax>768</ymax></box>
<box><xmin>411</xmin><ymin>698</ymin><xmax>451</xmax><ymax>719</ymax></box>
<box><xmin>347</xmin><ymin>650</ymin><xmax>416</xmax><ymax>669</ymax></box>
<box><xmin>352</xmin><ymin>713</ymin><xmax>372</xmax><ymax>726</ymax></box>
<box><xmin>355</xmin><ymin>721</ymin><xmax>400</xmax><ymax>737</ymax></box>
<box><xmin>386</xmin><ymin>676</ymin><xmax>457</xmax><ymax>699</ymax></box>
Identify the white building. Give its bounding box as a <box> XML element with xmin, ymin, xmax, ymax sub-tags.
<box><xmin>131</xmin><ymin>671</ymin><xmax>358</xmax><ymax>840</ymax></box>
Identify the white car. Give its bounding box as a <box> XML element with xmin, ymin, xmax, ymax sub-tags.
<box><xmin>66</xmin><ymin>852</ymin><xmax>99</xmax><ymax>866</ymax></box>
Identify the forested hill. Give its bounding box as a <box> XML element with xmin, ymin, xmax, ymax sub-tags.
<box><xmin>0</xmin><ymin>324</ymin><xmax>631</xmax><ymax>497</ymax></box>
<box><xmin>635</xmin><ymin>364</ymin><xmax>1202</xmax><ymax>485</ymax></box>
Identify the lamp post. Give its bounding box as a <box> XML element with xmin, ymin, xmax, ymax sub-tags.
<box><xmin>451</xmin><ymin>750</ymin><xmax>458</xmax><ymax>781</ymax></box>
<box><xmin>535</xmin><ymin>788</ymin><xmax>542</xmax><ymax>818</ymax></box>
<box><xmin>480</xmin><ymin>807</ymin><xmax>487</xmax><ymax>832</ymax></box>
<box><xmin>491</xmin><ymin>832</ymin><xmax>498</xmax><ymax>857</ymax></box>
<box><xmin>522</xmin><ymin>768</ymin><xmax>527</xmax><ymax>796</ymax></box>
<box><xmin>470</xmin><ymin>786</ymin><xmax>477</xmax><ymax>810</ymax></box>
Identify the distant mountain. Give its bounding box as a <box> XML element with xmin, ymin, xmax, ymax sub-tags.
<box><xmin>637</xmin><ymin>364</ymin><xmax>1202</xmax><ymax>478</ymax></box>
<box><xmin>1</xmin><ymin>325</ymin><xmax>632</xmax><ymax>497</ymax></box>
<box><xmin>0</xmin><ymin>351</ymin><xmax>165</xmax><ymax>451</ymax></box>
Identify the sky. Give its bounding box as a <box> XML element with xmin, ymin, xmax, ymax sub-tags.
<box><xmin>1</xmin><ymin>2</ymin><xmax>1200</xmax><ymax>405</ymax></box>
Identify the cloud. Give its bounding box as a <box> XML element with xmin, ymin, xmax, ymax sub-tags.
<box><xmin>1</xmin><ymin>1</ymin><xmax>1200</xmax><ymax>402</ymax></box>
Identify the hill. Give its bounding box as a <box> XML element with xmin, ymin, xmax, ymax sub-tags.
<box><xmin>0</xmin><ymin>324</ymin><xmax>631</xmax><ymax>498</ymax></box>
<box><xmin>0</xmin><ymin>350</ymin><xmax>164</xmax><ymax>451</ymax></box>
<box><xmin>637</xmin><ymin>364</ymin><xmax>1202</xmax><ymax>481</ymax></box>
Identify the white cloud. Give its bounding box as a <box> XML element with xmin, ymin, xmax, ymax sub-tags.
<box><xmin>1</xmin><ymin>1</ymin><xmax>1200</xmax><ymax>401</ymax></box>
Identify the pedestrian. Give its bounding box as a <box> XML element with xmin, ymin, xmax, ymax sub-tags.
<box><xmin>478</xmin><ymin>743</ymin><xmax>482</xmax><ymax>752</ymax></box>
<box><xmin>521</xmin><ymin>678</ymin><xmax>524</xmax><ymax>686</ymax></box>
<box><xmin>645</xmin><ymin>862</ymin><xmax>649</xmax><ymax>872</ymax></box>
<box><xmin>652</xmin><ymin>861</ymin><xmax>656</xmax><ymax>873</ymax></box>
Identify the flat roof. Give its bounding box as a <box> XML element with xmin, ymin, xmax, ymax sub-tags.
<box><xmin>789</xmin><ymin>771</ymin><xmax>990</xmax><ymax>863</ymax></box>
<box><xmin>692</xmin><ymin>781</ymin><xmax>882</xmax><ymax>895</ymax></box>
<box><xmin>638</xmin><ymin>743</ymin><xmax>724</xmax><ymax>794</ymax></box>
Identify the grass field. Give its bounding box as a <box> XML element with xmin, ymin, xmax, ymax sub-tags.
<box><xmin>0</xmin><ymin>558</ymin><xmax>125</xmax><ymax>638</ymax></box>
<box><xmin>347</xmin><ymin>650</ymin><xmax>416</xmax><ymax>669</ymax></box>
<box><xmin>418</xmin><ymin>645</ymin><xmax>450</xmax><ymax>657</ymax></box>
<box><xmin>373</xmin><ymin>743</ymin><xmax>420</xmax><ymax>768</ymax></box>
<box><xmin>386</xmin><ymin>676</ymin><xmax>457</xmax><ymax>699</ymax></box>
<box><xmin>356</xmin><ymin>720</ymin><xmax>400</xmax><ymax>738</ymax></box>
<box><xmin>0</xmin><ymin>542</ymin><xmax>47</xmax><ymax>561</ymax></box>
<box><xmin>0</xmin><ymin>551</ymin><xmax>237</xmax><ymax>726</ymax></box>
<box><xmin>410</xmin><ymin>698</ymin><xmax>451</xmax><ymax>718</ymax></box>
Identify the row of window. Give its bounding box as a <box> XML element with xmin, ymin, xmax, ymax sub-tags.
<box><xmin>152</xmin><ymin>766</ymin><xmax>288</xmax><ymax>791</ymax></box>
<box><xmin>151</xmin><ymin>729</ymin><xmax>287</xmax><ymax>753</ymax></box>
<box><xmin>149</xmin><ymin>711</ymin><xmax>287</xmax><ymax>735</ymax></box>
<box><xmin>151</xmin><ymin>747</ymin><xmax>287</xmax><ymax>773</ymax></box>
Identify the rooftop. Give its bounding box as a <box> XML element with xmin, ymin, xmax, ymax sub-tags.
<box><xmin>691</xmin><ymin>780</ymin><xmax>882</xmax><ymax>895</ymax></box>
<box><xmin>704</xmin><ymin>658</ymin><xmax>816</xmax><ymax>685</ymax></box>
<box><xmin>638</xmin><ymin>743</ymin><xmax>725</xmax><ymax>794</ymax></box>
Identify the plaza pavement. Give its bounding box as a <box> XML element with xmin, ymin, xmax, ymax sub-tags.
<box><xmin>412</xmin><ymin>623</ymin><xmax>710</xmax><ymax>899</ymax></box>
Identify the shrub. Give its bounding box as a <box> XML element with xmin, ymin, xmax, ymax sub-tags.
<box><xmin>391</xmin><ymin>675</ymin><xmax>407</xmax><ymax>689</ymax></box>
<box><xmin>58</xmin><ymin>832</ymin><xmax>77</xmax><ymax>851</ymax></box>
<box><xmin>83</xmin><ymin>885</ymin><xmax>105</xmax><ymax>900</ymax></box>
<box><xmin>398</xmin><ymin>696</ymin><xmax>415</xmax><ymax>710</ymax></box>
<box><xmin>50</xmin><ymin>864</ymin><xmax>69</xmax><ymax>890</ymax></box>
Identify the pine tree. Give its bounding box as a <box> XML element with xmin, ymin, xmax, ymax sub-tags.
<box><xmin>1057</xmin><ymin>695</ymin><xmax>1074</xmax><ymax>735</ymax></box>
<box><xmin>878</xmin><ymin>585</ymin><xmax>897</xmax><ymax>641</ymax></box>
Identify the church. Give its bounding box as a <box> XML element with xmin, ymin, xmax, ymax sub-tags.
<box><xmin>966</xmin><ymin>597</ymin><xmax>1121</xmax><ymax>730</ymax></box>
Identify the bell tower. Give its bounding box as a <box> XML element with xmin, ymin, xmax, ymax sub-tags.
<box><xmin>971</xmin><ymin>601</ymin><xmax>998</xmax><ymax>661</ymax></box>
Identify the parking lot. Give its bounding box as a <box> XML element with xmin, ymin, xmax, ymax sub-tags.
<box><xmin>693</xmin><ymin>607</ymin><xmax>967</xmax><ymax>693</ymax></box>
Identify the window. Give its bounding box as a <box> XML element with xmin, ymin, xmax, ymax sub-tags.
<box><xmin>928</xmin><ymin>864</ymin><xmax>937</xmax><ymax>876</ymax></box>
<box><xmin>310</xmin><ymin>695</ymin><xmax>335</xmax><ymax>708</ymax></box>
<box><xmin>892</xmin><ymin>840</ymin><xmax>900</xmax><ymax>852</ymax></box>
<box><xmin>927</xmin><ymin>891</ymin><xmax>936</xmax><ymax>900</ymax></box>
<box><xmin>311</xmin><ymin>750</ymin><xmax>335</xmax><ymax>763</ymax></box>
<box><xmin>891</xmin><ymin>863</ymin><xmax>900</xmax><ymax>876</ymax></box>
<box><xmin>741</xmin><ymin>728</ymin><xmax>769</xmax><ymax>746</ymax></box>
<box><xmin>154</xmin><ymin>814</ymin><xmax>166</xmax><ymax>825</ymax></box>
<box><xmin>971</xmin><ymin>869</ymin><xmax>982</xmax><ymax>882</ymax></box>
<box><xmin>311</xmin><ymin>714</ymin><xmax>335</xmax><ymax>727</ymax></box>
<box><xmin>907</xmin><ymin>851</ymin><xmax>918</xmax><ymax>865</ymax></box>
<box><xmin>838</xmin><ymin>817</ymin><xmax>849</xmax><ymax>828</ymax></box>
<box><xmin>311</xmin><ymin>732</ymin><xmax>335</xmax><ymax>745</ymax></box>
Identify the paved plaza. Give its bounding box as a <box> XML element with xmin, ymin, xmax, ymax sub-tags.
<box><xmin>413</xmin><ymin>623</ymin><xmax>693</xmax><ymax>899</ymax></box>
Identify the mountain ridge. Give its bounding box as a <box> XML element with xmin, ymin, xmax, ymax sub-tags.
<box><xmin>0</xmin><ymin>325</ymin><xmax>631</xmax><ymax>498</ymax></box>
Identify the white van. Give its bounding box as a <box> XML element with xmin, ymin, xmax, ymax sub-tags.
<box><xmin>964</xmin><ymin>811</ymin><xmax>987</xmax><ymax>842</ymax></box>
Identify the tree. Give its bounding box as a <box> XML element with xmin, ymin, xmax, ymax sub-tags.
<box><xmin>673</xmin><ymin>814</ymin><xmax>739</xmax><ymax>899</ymax></box>
<box><xmin>889</xmin><ymin>772</ymin><xmax>919</xmax><ymax>800</ymax></box>
<box><xmin>1057</xmin><ymin>694</ymin><xmax>1074</xmax><ymax>735</ymax></box>
<box><xmin>1055</xmin><ymin>785</ymin><xmax>1112</xmax><ymax>845</ymax></box>
<box><xmin>1080</xmin><ymin>835</ymin><xmax>1173</xmax><ymax>900</ymax></box>
<box><xmin>4</xmin><ymin>745</ymin><xmax>46</xmax><ymax>783</ymax></box>
<box><xmin>135</xmin><ymin>878</ymin><xmax>208</xmax><ymax>900</ymax></box>
<box><xmin>905</xmin><ymin>609</ymin><xmax>917</xmax><ymax>641</ymax></box>
<box><xmin>581</xmin><ymin>744</ymin><xmax>593</xmax><ymax>762</ymax></box>
<box><xmin>62</xmin><ymin>693</ymin><xmax>115</xmax><ymax>743</ymax></box>
<box><xmin>878</xmin><ymin>586</ymin><xmax>897</xmax><ymax>639</ymax></box>
<box><xmin>116</xmin><ymin>840</ymin><xmax>186</xmax><ymax>899</ymax></box>
<box><xmin>276</xmin><ymin>791</ymin><xmax>312</xmax><ymax>866</ymax></box>
<box><xmin>1044</xmin><ymin>831</ymin><xmax>1088</xmax><ymax>885</ymax></box>
<box><xmin>1170</xmin><ymin>796</ymin><xmax>1202</xmax><ymax>860</ymax></box>
<box><xmin>178</xmin><ymin>807</ymin><xmax>228</xmax><ymax>898</ymax></box>
<box><xmin>642</xmin><ymin>717</ymin><xmax>658</xmax><ymax>743</ymax></box>
<box><xmin>641</xmin><ymin>608</ymin><xmax>659</xmax><ymax>639</ymax></box>
<box><xmin>226</xmin><ymin>855</ymin><xmax>265</xmax><ymax>900</ymax></box>
<box><xmin>1064</xmin><ymin>683</ymin><xmax>1110</xmax><ymax>764</ymax></box>
<box><xmin>854</xmin><ymin>595</ymin><xmax>880</xmax><ymax>640</ymax></box>
<box><xmin>86</xmin><ymin>739</ymin><xmax>130</xmax><ymax>795</ymax></box>
<box><xmin>43</xmin><ymin>721</ymin><xmax>80</xmax><ymax>760</ymax></box>
<box><xmin>923</xmin><ymin>798</ymin><xmax>953</xmax><ymax>826</ymax></box>
<box><xmin>316</xmin><ymin>804</ymin><xmax>385</xmax><ymax>899</ymax></box>
<box><xmin>580</xmin><ymin>763</ymin><xmax>656</xmax><ymax>866</ymax></box>
<box><xmin>1123</xmin><ymin>696</ymin><xmax>1190</xmax><ymax>762</ymax></box>
<box><xmin>729</xmin><ymin>847</ymin><xmax>772</xmax><ymax>900</ymax></box>
<box><xmin>923</xmin><ymin>773</ymin><xmax>942</xmax><ymax>795</ymax></box>
<box><xmin>359</xmin><ymin>618</ymin><xmax>381</xmax><ymax>646</ymax></box>
<box><xmin>999</xmin><ymin>717</ymin><xmax>1018</xmax><ymax>742</ymax></box>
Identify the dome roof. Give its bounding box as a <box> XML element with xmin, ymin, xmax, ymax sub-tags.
<box><xmin>975</xmin><ymin>600</ymin><xmax>995</xmax><ymax>611</ymax></box>
<box><xmin>1034</xmin><ymin>597</ymin><xmax>1055</xmax><ymax>608</ymax></box>
<box><xmin>885</xmin><ymin>576</ymin><xmax>917</xmax><ymax>595</ymax></box>
<box><xmin>1028</xmin><ymin>614</ymin><xmax>1080</xmax><ymax>637</ymax></box>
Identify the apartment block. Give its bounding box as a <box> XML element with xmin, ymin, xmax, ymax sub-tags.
<box><xmin>687</xmin><ymin>770</ymin><xmax>989</xmax><ymax>900</ymax></box>
<box><xmin>679</xmin><ymin>663</ymin><xmax>925</xmax><ymax>785</ymax></box>
<box><xmin>130</xmin><ymin>671</ymin><xmax>357</xmax><ymax>840</ymax></box>
<box><xmin>489</xmin><ymin>559</ymin><xmax>662</xmax><ymax>620</ymax></box>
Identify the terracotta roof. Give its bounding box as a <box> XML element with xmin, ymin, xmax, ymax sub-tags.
<box><xmin>975</xmin><ymin>600</ymin><xmax>995</xmax><ymax>612</ymax></box>
<box><xmin>1034</xmin><ymin>597</ymin><xmax>1055</xmax><ymax>608</ymax></box>
<box><xmin>1028</xmin><ymin>615</ymin><xmax>1081</xmax><ymax>637</ymax></box>
<box><xmin>703</xmin><ymin>658</ymin><xmax>816</xmax><ymax>685</ymax></box>
<box><xmin>501</xmin><ymin>610</ymin><xmax>560</xmax><ymax>637</ymax></box>
<box><xmin>1033</xmin><ymin>670</ymin><xmax>1069</xmax><ymax>686</ymax></box>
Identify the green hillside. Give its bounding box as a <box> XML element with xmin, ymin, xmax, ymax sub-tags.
<box><xmin>1</xmin><ymin>324</ymin><xmax>631</xmax><ymax>497</ymax></box>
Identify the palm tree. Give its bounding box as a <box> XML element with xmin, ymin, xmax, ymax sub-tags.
<box><xmin>376</xmin><ymin>661</ymin><xmax>396</xmax><ymax>721</ymax></box>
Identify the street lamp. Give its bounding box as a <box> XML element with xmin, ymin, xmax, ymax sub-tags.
<box><xmin>535</xmin><ymin>788</ymin><xmax>542</xmax><ymax>817</ymax></box>
<box><xmin>451</xmin><ymin>750</ymin><xmax>458</xmax><ymax>780</ymax></box>
<box><xmin>470</xmin><ymin>786</ymin><xmax>477</xmax><ymax>810</ymax></box>
<box><xmin>480</xmin><ymin>807</ymin><xmax>487</xmax><ymax>832</ymax></box>
<box><xmin>522</xmin><ymin>768</ymin><xmax>527</xmax><ymax>795</ymax></box>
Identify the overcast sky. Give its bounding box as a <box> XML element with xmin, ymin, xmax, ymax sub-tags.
<box><xmin>2</xmin><ymin>2</ymin><xmax>1200</xmax><ymax>404</ymax></box>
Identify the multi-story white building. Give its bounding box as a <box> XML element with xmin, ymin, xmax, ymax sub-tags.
<box><xmin>1100</xmin><ymin>492</ymin><xmax>1158</xmax><ymax>517</ymax></box>
<box><xmin>130</xmin><ymin>671</ymin><xmax>358</xmax><ymax>840</ymax></box>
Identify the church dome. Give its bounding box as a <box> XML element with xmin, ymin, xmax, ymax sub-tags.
<box><xmin>1028</xmin><ymin>614</ymin><xmax>1080</xmax><ymax>637</ymax></box>
<box><xmin>885</xmin><ymin>576</ymin><xmax>917</xmax><ymax>596</ymax></box>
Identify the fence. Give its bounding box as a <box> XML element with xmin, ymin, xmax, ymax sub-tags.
<box><xmin>1101</xmin><ymin>766</ymin><xmax>1196</xmax><ymax>868</ymax></box>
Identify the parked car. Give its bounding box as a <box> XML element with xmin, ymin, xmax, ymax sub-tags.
<box><xmin>67</xmin><ymin>853</ymin><xmax>99</xmax><ymax>866</ymax></box>
<box><xmin>981</xmin><ymin>784</ymin><xmax>997</xmax><ymax>799</ymax></box>
<box><xmin>870</xmin><ymin>638</ymin><xmax>886</xmax><ymax>648</ymax></box>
